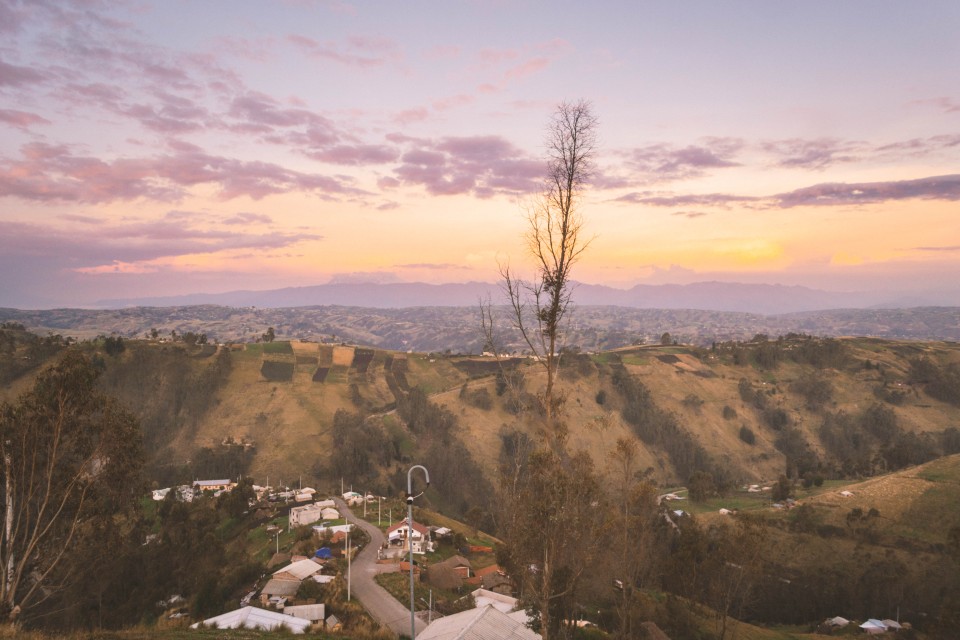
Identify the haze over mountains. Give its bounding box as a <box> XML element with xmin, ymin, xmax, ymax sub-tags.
<box><xmin>95</xmin><ymin>280</ymin><xmax>960</xmax><ymax>315</ymax></box>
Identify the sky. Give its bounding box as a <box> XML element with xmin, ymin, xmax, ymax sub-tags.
<box><xmin>1</xmin><ymin>0</ymin><xmax>959</xmax><ymax>309</ymax></box>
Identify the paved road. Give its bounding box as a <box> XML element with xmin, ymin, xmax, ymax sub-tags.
<box><xmin>335</xmin><ymin>498</ymin><xmax>427</xmax><ymax>638</ymax></box>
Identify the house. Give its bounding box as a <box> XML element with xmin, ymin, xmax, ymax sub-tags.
<box><xmin>417</xmin><ymin>604</ymin><xmax>541</xmax><ymax>640</ymax></box>
<box><xmin>314</xmin><ymin>499</ymin><xmax>336</xmax><ymax>509</ymax></box>
<box><xmin>312</xmin><ymin>523</ymin><xmax>353</xmax><ymax>537</ymax></box>
<box><xmin>273</xmin><ymin>559</ymin><xmax>323</xmax><ymax>582</ymax></box>
<box><xmin>481</xmin><ymin>571</ymin><xmax>513</xmax><ymax>595</ymax></box>
<box><xmin>152</xmin><ymin>488</ymin><xmax>171</xmax><ymax>501</ymax></box>
<box><xmin>441</xmin><ymin>555</ymin><xmax>473</xmax><ymax>578</ymax></box>
<box><xmin>466</xmin><ymin>564</ymin><xmax>512</xmax><ymax>595</ymax></box>
<box><xmin>387</xmin><ymin>517</ymin><xmax>433</xmax><ymax>554</ymax></box>
<box><xmin>260</xmin><ymin>579</ymin><xmax>299</xmax><ymax>605</ymax></box>
<box><xmin>193</xmin><ymin>479</ymin><xmax>234</xmax><ymax>492</ymax></box>
<box><xmin>321</xmin><ymin>507</ymin><xmax>340</xmax><ymax>520</ymax></box>
<box><xmin>470</xmin><ymin>588</ymin><xmax>520</xmax><ymax>614</ymax></box>
<box><xmin>290</xmin><ymin>503</ymin><xmax>326</xmax><ymax>528</ymax></box>
<box><xmin>342</xmin><ymin>491</ymin><xmax>364</xmax><ymax>506</ymax></box>
<box><xmin>284</xmin><ymin>603</ymin><xmax>325</xmax><ymax>623</ymax></box>
<box><xmin>190</xmin><ymin>606</ymin><xmax>310</xmax><ymax>633</ymax></box>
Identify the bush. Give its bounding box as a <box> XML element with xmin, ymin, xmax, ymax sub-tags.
<box><xmin>595</xmin><ymin>389</ymin><xmax>606</xmax><ymax>405</ymax></box>
<box><xmin>722</xmin><ymin>405</ymin><xmax>737</xmax><ymax>420</ymax></box>
<box><xmin>739</xmin><ymin>426</ymin><xmax>756</xmax><ymax>445</ymax></box>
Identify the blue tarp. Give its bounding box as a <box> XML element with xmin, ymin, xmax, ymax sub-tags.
<box><xmin>315</xmin><ymin>547</ymin><xmax>332</xmax><ymax>559</ymax></box>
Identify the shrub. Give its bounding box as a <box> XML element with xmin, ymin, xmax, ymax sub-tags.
<box><xmin>739</xmin><ymin>426</ymin><xmax>756</xmax><ymax>445</ymax></box>
<box><xmin>722</xmin><ymin>405</ymin><xmax>737</xmax><ymax>420</ymax></box>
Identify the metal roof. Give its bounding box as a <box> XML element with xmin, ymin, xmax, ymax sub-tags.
<box><xmin>190</xmin><ymin>606</ymin><xmax>310</xmax><ymax>633</ymax></box>
<box><xmin>418</xmin><ymin>605</ymin><xmax>540</xmax><ymax>640</ymax></box>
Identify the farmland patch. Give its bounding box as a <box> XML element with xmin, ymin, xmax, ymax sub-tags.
<box><xmin>260</xmin><ymin>360</ymin><xmax>294</xmax><ymax>381</ymax></box>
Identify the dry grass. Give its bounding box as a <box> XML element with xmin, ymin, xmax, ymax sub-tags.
<box><xmin>331</xmin><ymin>346</ymin><xmax>354</xmax><ymax>367</ymax></box>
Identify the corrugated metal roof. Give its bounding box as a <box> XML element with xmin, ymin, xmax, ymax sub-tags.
<box><xmin>418</xmin><ymin>605</ymin><xmax>540</xmax><ymax>640</ymax></box>
<box><xmin>262</xmin><ymin>579</ymin><xmax>300</xmax><ymax>597</ymax></box>
<box><xmin>274</xmin><ymin>558</ymin><xmax>323</xmax><ymax>580</ymax></box>
<box><xmin>191</xmin><ymin>606</ymin><xmax>310</xmax><ymax>633</ymax></box>
<box><xmin>285</xmin><ymin>603</ymin><xmax>326</xmax><ymax>622</ymax></box>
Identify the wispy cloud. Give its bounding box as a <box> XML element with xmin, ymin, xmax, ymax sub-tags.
<box><xmin>391</xmin><ymin>135</ymin><xmax>542</xmax><ymax>197</ymax></box>
<box><xmin>762</xmin><ymin>137</ymin><xmax>861</xmax><ymax>170</ymax></box>
<box><xmin>286</xmin><ymin>33</ymin><xmax>402</xmax><ymax>68</ymax></box>
<box><xmin>620</xmin><ymin>137</ymin><xmax>744</xmax><ymax>183</ymax></box>
<box><xmin>774</xmin><ymin>174</ymin><xmax>960</xmax><ymax>207</ymax></box>
<box><xmin>0</xmin><ymin>216</ymin><xmax>320</xmax><ymax>269</ymax></box>
<box><xmin>614</xmin><ymin>192</ymin><xmax>757</xmax><ymax>208</ymax></box>
<box><xmin>913</xmin><ymin>245</ymin><xmax>960</xmax><ymax>252</ymax></box>
<box><xmin>0</xmin><ymin>142</ymin><xmax>366</xmax><ymax>203</ymax></box>
<box><xmin>0</xmin><ymin>108</ymin><xmax>50</xmax><ymax>129</ymax></box>
<box><xmin>0</xmin><ymin>58</ymin><xmax>47</xmax><ymax>87</ymax></box>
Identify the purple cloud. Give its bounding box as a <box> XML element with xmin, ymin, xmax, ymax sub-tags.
<box><xmin>775</xmin><ymin>174</ymin><xmax>960</xmax><ymax>208</ymax></box>
<box><xmin>614</xmin><ymin>192</ymin><xmax>757</xmax><ymax>208</ymax></box>
<box><xmin>0</xmin><ymin>216</ymin><xmax>319</xmax><ymax>268</ymax></box>
<box><xmin>0</xmin><ymin>109</ymin><xmax>50</xmax><ymax>129</ymax></box>
<box><xmin>390</xmin><ymin>135</ymin><xmax>543</xmax><ymax>197</ymax></box>
<box><xmin>0</xmin><ymin>59</ymin><xmax>47</xmax><ymax>86</ymax></box>
<box><xmin>223</xmin><ymin>212</ymin><xmax>273</xmax><ymax>225</ymax></box>
<box><xmin>287</xmin><ymin>34</ymin><xmax>396</xmax><ymax>68</ymax></box>
<box><xmin>763</xmin><ymin>137</ymin><xmax>861</xmax><ymax>169</ymax></box>
<box><xmin>307</xmin><ymin>145</ymin><xmax>399</xmax><ymax>166</ymax></box>
<box><xmin>623</xmin><ymin>138</ymin><xmax>744</xmax><ymax>183</ymax></box>
<box><xmin>0</xmin><ymin>142</ymin><xmax>366</xmax><ymax>203</ymax></box>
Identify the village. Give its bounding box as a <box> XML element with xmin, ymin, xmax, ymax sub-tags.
<box><xmin>147</xmin><ymin>478</ymin><xmax>915</xmax><ymax>637</ymax></box>
<box><xmin>150</xmin><ymin>479</ymin><xmax>530</xmax><ymax>636</ymax></box>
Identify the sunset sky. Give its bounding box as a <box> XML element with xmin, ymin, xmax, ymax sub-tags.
<box><xmin>1</xmin><ymin>1</ymin><xmax>959</xmax><ymax>309</ymax></box>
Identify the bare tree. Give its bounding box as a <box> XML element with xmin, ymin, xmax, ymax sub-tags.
<box><xmin>484</xmin><ymin>101</ymin><xmax>601</xmax><ymax>640</ymax></box>
<box><xmin>497</xmin><ymin>99</ymin><xmax>597</xmax><ymax>442</ymax></box>
<box><xmin>0</xmin><ymin>351</ymin><xmax>143</xmax><ymax>623</ymax></box>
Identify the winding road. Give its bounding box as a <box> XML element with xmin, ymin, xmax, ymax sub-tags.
<box><xmin>334</xmin><ymin>497</ymin><xmax>428</xmax><ymax>638</ymax></box>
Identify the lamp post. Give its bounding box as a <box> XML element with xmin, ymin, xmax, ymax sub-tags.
<box><xmin>407</xmin><ymin>465</ymin><xmax>430</xmax><ymax>639</ymax></box>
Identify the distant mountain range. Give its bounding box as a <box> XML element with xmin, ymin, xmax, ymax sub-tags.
<box><xmin>95</xmin><ymin>280</ymin><xmax>960</xmax><ymax>315</ymax></box>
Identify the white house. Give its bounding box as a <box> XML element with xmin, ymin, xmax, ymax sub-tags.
<box><xmin>289</xmin><ymin>503</ymin><xmax>326</xmax><ymax>528</ymax></box>
<box><xmin>387</xmin><ymin>518</ymin><xmax>433</xmax><ymax>554</ymax></box>
<box><xmin>320</xmin><ymin>507</ymin><xmax>340</xmax><ymax>520</ymax></box>
<box><xmin>313</xmin><ymin>523</ymin><xmax>353</xmax><ymax>537</ymax></box>
<box><xmin>193</xmin><ymin>479</ymin><xmax>234</xmax><ymax>492</ymax></box>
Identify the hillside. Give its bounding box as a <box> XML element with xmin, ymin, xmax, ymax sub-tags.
<box><xmin>5</xmin><ymin>325</ymin><xmax>959</xmax><ymax>499</ymax></box>
<box><xmin>4</xmin><ymin>323</ymin><xmax>960</xmax><ymax>636</ymax></box>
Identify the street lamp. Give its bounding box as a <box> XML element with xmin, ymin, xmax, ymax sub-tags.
<box><xmin>407</xmin><ymin>465</ymin><xmax>430</xmax><ymax>639</ymax></box>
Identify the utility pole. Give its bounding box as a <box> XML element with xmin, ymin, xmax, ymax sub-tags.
<box><xmin>407</xmin><ymin>465</ymin><xmax>430</xmax><ymax>639</ymax></box>
<box><xmin>347</xmin><ymin>529</ymin><xmax>352</xmax><ymax>601</ymax></box>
